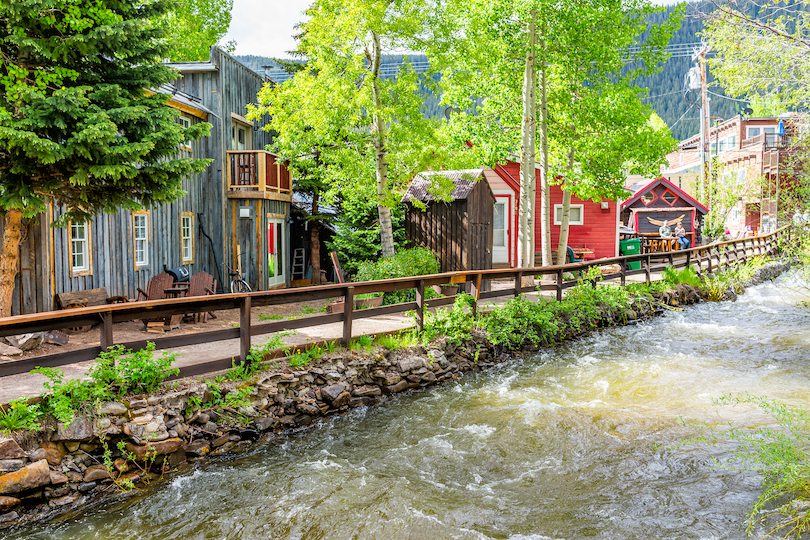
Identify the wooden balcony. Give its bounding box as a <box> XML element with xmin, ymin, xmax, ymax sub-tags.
<box><xmin>741</xmin><ymin>132</ymin><xmax>794</xmax><ymax>150</ymax></box>
<box><xmin>226</xmin><ymin>150</ymin><xmax>293</xmax><ymax>201</ymax></box>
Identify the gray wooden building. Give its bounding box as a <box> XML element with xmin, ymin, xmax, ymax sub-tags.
<box><xmin>403</xmin><ymin>169</ymin><xmax>494</xmax><ymax>273</ymax></box>
<box><xmin>2</xmin><ymin>47</ymin><xmax>293</xmax><ymax>315</ymax></box>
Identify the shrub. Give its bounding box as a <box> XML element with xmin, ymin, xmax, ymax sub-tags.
<box><xmin>662</xmin><ymin>266</ymin><xmax>701</xmax><ymax>286</ymax></box>
<box><xmin>32</xmin><ymin>367</ymin><xmax>113</xmax><ymax>425</ymax></box>
<box><xmin>420</xmin><ymin>293</ymin><xmax>477</xmax><ymax>345</ymax></box>
<box><xmin>94</xmin><ymin>343</ymin><xmax>179</xmax><ymax>396</ymax></box>
<box><xmin>0</xmin><ymin>397</ymin><xmax>42</xmax><ymax>434</ymax></box>
<box><xmin>680</xmin><ymin>393</ymin><xmax>810</xmax><ymax>538</ymax></box>
<box><xmin>484</xmin><ymin>295</ymin><xmax>560</xmax><ymax>348</ymax></box>
<box><xmin>354</xmin><ymin>247</ymin><xmax>441</xmax><ymax>304</ymax></box>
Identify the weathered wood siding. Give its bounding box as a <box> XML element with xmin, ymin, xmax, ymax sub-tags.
<box><xmin>4</xmin><ymin>46</ymin><xmax>291</xmax><ymax>315</ymax></box>
<box><xmin>405</xmin><ymin>179</ymin><xmax>494</xmax><ymax>273</ymax></box>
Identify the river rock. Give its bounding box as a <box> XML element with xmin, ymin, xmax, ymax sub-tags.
<box><xmin>212</xmin><ymin>434</ymin><xmax>230</xmax><ymax>448</ymax></box>
<box><xmin>396</xmin><ymin>356</ymin><xmax>424</xmax><ymax>373</ymax></box>
<box><xmin>124</xmin><ymin>438</ymin><xmax>183</xmax><ymax>461</ymax></box>
<box><xmin>386</xmin><ymin>380</ymin><xmax>410</xmax><ymax>394</ymax></box>
<box><xmin>253</xmin><ymin>417</ymin><xmax>274</xmax><ymax>432</ymax></box>
<box><xmin>330</xmin><ymin>392</ymin><xmax>350</xmax><ymax>408</ymax></box>
<box><xmin>49</xmin><ymin>493</ymin><xmax>80</xmax><ymax>507</ymax></box>
<box><xmin>352</xmin><ymin>385</ymin><xmax>381</xmax><ymax>397</ymax></box>
<box><xmin>131</xmin><ymin>414</ymin><xmax>153</xmax><ymax>426</ymax></box>
<box><xmin>0</xmin><ymin>459</ymin><xmax>51</xmax><ymax>494</ymax></box>
<box><xmin>0</xmin><ymin>344</ymin><xmax>23</xmax><ymax>356</ymax></box>
<box><xmin>183</xmin><ymin>440</ymin><xmax>210</xmax><ymax>457</ymax></box>
<box><xmin>6</xmin><ymin>333</ymin><xmax>43</xmax><ymax>352</ymax></box>
<box><xmin>53</xmin><ymin>416</ymin><xmax>93</xmax><ymax>442</ymax></box>
<box><xmin>383</xmin><ymin>372</ymin><xmax>402</xmax><ymax>386</ymax></box>
<box><xmin>0</xmin><ymin>460</ymin><xmax>26</xmax><ymax>473</ymax></box>
<box><xmin>49</xmin><ymin>471</ymin><xmax>68</xmax><ymax>485</ymax></box>
<box><xmin>320</xmin><ymin>384</ymin><xmax>345</xmax><ymax>403</ymax></box>
<box><xmin>0</xmin><ymin>496</ymin><xmax>20</xmax><ymax>511</ymax></box>
<box><xmin>295</xmin><ymin>402</ymin><xmax>320</xmax><ymax>416</ymax></box>
<box><xmin>0</xmin><ymin>438</ymin><xmax>25</xmax><ymax>460</ymax></box>
<box><xmin>83</xmin><ymin>465</ymin><xmax>111</xmax><ymax>482</ymax></box>
<box><xmin>128</xmin><ymin>399</ymin><xmax>147</xmax><ymax>410</ymax></box>
<box><xmin>100</xmin><ymin>402</ymin><xmax>128</xmax><ymax>416</ymax></box>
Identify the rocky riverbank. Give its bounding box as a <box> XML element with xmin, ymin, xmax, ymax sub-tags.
<box><xmin>0</xmin><ymin>260</ymin><xmax>793</xmax><ymax>529</ymax></box>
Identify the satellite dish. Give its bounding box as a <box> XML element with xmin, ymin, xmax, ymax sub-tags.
<box><xmin>743</xmin><ymin>107</ymin><xmax>754</xmax><ymax>116</ymax></box>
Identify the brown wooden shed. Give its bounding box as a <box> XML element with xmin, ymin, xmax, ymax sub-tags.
<box><xmin>403</xmin><ymin>169</ymin><xmax>494</xmax><ymax>273</ymax></box>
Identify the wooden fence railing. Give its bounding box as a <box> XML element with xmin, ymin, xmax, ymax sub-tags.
<box><xmin>0</xmin><ymin>227</ymin><xmax>789</xmax><ymax>381</ymax></box>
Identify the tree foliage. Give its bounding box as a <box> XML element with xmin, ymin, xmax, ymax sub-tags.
<box><xmin>161</xmin><ymin>0</ymin><xmax>236</xmax><ymax>61</ymax></box>
<box><xmin>0</xmin><ymin>0</ymin><xmax>211</xmax><ymax>224</ymax></box>
<box><xmin>248</xmin><ymin>0</ymin><xmax>475</xmax><ymax>261</ymax></box>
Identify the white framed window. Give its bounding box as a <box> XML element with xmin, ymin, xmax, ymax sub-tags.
<box><xmin>554</xmin><ymin>204</ymin><xmax>584</xmax><ymax>226</ymax></box>
<box><xmin>69</xmin><ymin>221</ymin><xmax>91</xmax><ymax>275</ymax></box>
<box><xmin>718</xmin><ymin>135</ymin><xmax>736</xmax><ymax>153</ymax></box>
<box><xmin>177</xmin><ymin>114</ymin><xmax>193</xmax><ymax>152</ymax></box>
<box><xmin>231</xmin><ymin>120</ymin><xmax>252</xmax><ymax>151</ymax></box>
<box><xmin>133</xmin><ymin>212</ymin><xmax>149</xmax><ymax>268</ymax></box>
<box><xmin>181</xmin><ymin>212</ymin><xmax>194</xmax><ymax>263</ymax></box>
<box><xmin>747</xmin><ymin>126</ymin><xmax>777</xmax><ymax>138</ymax></box>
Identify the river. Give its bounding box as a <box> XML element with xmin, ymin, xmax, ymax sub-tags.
<box><xmin>9</xmin><ymin>273</ymin><xmax>810</xmax><ymax>539</ymax></box>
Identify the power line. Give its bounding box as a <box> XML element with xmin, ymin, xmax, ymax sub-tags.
<box><xmin>670</xmin><ymin>102</ymin><xmax>698</xmax><ymax>129</ymax></box>
<box><xmin>641</xmin><ymin>90</ymin><xmax>684</xmax><ymax>101</ymax></box>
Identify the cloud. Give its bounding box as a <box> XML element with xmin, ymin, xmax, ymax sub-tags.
<box><xmin>223</xmin><ymin>0</ymin><xmax>309</xmax><ymax>58</ymax></box>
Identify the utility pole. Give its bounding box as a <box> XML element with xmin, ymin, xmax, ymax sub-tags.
<box><xmin>692</xmin><ymin>44</ymin><xmax>711</xmax><ymax>204</ymax></box>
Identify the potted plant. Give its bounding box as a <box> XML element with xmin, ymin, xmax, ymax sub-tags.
<box><xmin>432</xmin><ymin>284</ymin><xmax>459</xmax><ymax>296</ymax></box>
<box><xmin>354</xmin><ymin>292</ymin><xmax>384</xmax><ymax>309</ymax></box>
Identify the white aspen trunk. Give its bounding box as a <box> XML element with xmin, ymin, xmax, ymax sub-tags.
<box><xmin>517</xmin><ymin>10</ymin><xmax>537</xmax><ymax>269</ymax></box>
<box><xmin>370</xmin><ymin>31</ymin><xmax>396</xmax><ymax>258</ymax></box>
<box><xmin>538</xmin><ymin>25</ymin><xmax>552</xmax><ymax>267</ymax></box>
<box><xmin>0</xmin><ymin>209</ymin><xmax>23</xmax><ymax>317</ymax></box>
<box><xmin>555</xmin><ymin>149</ymin><xmax>576</xmax><ymax>265</ymax></box>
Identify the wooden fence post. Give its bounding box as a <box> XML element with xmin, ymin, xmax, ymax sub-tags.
<box><xmin>471</xmin><ymin>274</ymin><xmax>482</xmax><ymax>316</ymax></box>
<box><xmin>239</xmin><ymin>296</ymin><xmax>251</xmax><ymax>364</ymax></box>
<box><xmin>620</xmin><ymin>260</ymin><xmax>626</xmax><ymax>286</ymax></box>
<box><xmin>514</xmin><ymin>271</ymin><xmax>523</xmax><ymax>297</ymax></box>
<box><xmin>685</xmin><ymin>249</ymin><xmax>691</xmax><ymax>272</ymax></box>
<box><xmin>415</xmin><ymin>280</ymin><xmax>425</xmax><ymax>333</ymax></box>
<box><xmin>645</xmin><ymin>255</ymin><xmax>651</xmax><ymax>284</ymax></box>
<box><xmin>343</xmin><ymin>286</ymin><xmax>354</xmax><ymax>347</ymax></box>
<box><xmin>100</xmin><ymin>311</ymin><xmax>113</xmax><ymax>352</ymax></box>
<box><xmin>556</xmin><ymin>269</ymin><xmax>563</xmax><ymax>302</ymax></box>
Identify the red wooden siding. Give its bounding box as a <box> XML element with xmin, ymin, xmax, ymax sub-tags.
<box><xmin>496</xmin><ymin>163</ymin><xmax>618</xmax><ymax>263</ymax></box>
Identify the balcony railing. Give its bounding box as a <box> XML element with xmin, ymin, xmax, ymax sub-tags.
<box><xmin>741</xmin><ymin>132</ymin><xmax>794</xmax><ymax>150</ymax></box>
<box><xmin>226</xmin><ymin>150</ymin><xmax>292</xmax><ymax>199</ymax></box>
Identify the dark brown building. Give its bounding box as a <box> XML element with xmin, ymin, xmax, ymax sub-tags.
<box><xmin>403</xmin><ymin>169</ymin><xmax>494</xmax><ymax>273</ymax></box>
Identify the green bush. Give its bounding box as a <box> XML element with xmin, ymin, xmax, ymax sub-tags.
<box><xmin>0</xmin><ymin>397</ymin><xmax>43</xmax><ymax>434</ymax></box>
<box><xmin>662</xmin><ymin>266</ymin><xmax>701</xmax><ymax>286</ymax></box>
<box><xmin>680</xmin><ymin>393</ymin><xmax>810</xmax><ymax>538</ymax></box>
<box><xmin>484</xmin><ymin>295</ymin><xmax>560</xmax><ymax>348</ymax></box>
<box><xmin>355</xmin><ymin>247</ymin><xmax>441</xmax><ymax>304</ymax></box>
<box><xmin>420</xmin><ymin>293</ymin><xmax>477</xmax><ymax>345</ymax></box>
<box><xmin>32</xmin><ymin>367</ymin><xmax>113</xmax><ymax>425</ymax></box>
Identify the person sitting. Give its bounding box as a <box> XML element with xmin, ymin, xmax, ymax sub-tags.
<box><xmin>659</xmin><ymin>220</ymin><xmax>672</xmax><ymax>238</ymax></box>
<box><xmin>674</xmin><ymin>223</ymin><xmax>690</xmax><ymax>249</ymax></box>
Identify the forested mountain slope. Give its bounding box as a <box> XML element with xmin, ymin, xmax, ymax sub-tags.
<box><xmin>236</xmin><ymin>1</ymin><xmax>790</xmax><ymax>143</ymax></box>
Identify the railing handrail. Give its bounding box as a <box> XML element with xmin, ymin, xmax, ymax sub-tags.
<box><xmin>0</xmin><ymin>226</ymin><xmax>789</xmax><ymax>380</ymax></box>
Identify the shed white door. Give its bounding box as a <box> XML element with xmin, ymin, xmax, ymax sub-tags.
<box><xmin>492</xmin><ymin>200</ymin><xmax>509</xmax><ymax>264</ymax></box>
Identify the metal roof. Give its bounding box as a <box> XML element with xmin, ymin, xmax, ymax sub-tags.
<box><xmin>402</xmin><ymin>169</ymin><xmax>485</xmax><ymax>203</ymax></box>
<box><xmin>164</xmin><ymin>61</ymin><xmax>218</xmax><ymax>73</ymax></box>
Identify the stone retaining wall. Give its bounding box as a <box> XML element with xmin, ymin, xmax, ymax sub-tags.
<box><xmin>0</xmin><ymin>261</ymin><xmax>793</xmax><ymax>528</ymax></box>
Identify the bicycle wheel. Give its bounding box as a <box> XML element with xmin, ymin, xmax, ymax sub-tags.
<box><xmin>230</xmin><ymin>279</ymin><xmax>252</xmax><ymax>293</ymax></box>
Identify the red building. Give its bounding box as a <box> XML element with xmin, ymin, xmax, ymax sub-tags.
<box><xmin>483</xmin><ymin>162</ymin><xmax>619</xmax><ymax>266</ymax></box>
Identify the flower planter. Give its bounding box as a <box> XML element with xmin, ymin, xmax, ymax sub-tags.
<box><xmin>433</xmin><ymin>284</ymin><xmax>459</xmax><ymax>296</ymax></box>
<box><xmin>355</xmin><ymin>296</ymin><xmax>384</xmax><ymax>309</ymax></box>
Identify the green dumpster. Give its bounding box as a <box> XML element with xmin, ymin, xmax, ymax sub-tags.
<box><xmin>620</xmin><ymin>238</ymin><xmax>642</xmax><ymax>270</ymax></box>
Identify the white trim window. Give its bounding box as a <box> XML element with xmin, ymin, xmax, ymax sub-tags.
<box><xmin>181</xmin><ymin>213</ymin><xmax>194</xmax><ymax>263</ymax></box>
<box><xmin>177</xmin><ymin>114</ymin><xmax>193</xmax><ymax>152</ymax></box>
<box><xmin>70</xmin><ymin>222</ymin><xmax>90</xmax><ymax>274</ymax></box>
<box><xmin>746</xmin><ymin>126</ymin><xmax>776</xmax><ymax>138</ymax></box>
<box><xmin>554</xmin><ymin>204</ymin><xmax>584</xmax><ymax>225</ymax></box>
<box><xmin>133</xmin><ymin>212</ymin><xmax>149</xmax><ymax>267</ymax></box>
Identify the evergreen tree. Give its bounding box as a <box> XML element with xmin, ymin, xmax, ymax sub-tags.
<box><xmin>0</xmin><ymin>0</ymin><xmax>211</xmax><ymax>316</ymax></box>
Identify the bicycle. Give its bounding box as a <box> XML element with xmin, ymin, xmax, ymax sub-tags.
<box><xmin>224</xmin><ymin>262</ymin><xmax>252</xmax><ymax>293</ymax></box>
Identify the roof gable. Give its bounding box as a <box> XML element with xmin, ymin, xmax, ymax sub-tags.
<box><xmin>402</xmin><ymin>169</ymin><xmax>486</xmax><ymax>203</ymax></box>
<box><xmin>621</xmin><ymin>176</ymin><xmax>708</xmax><ymax>215</ymax></box>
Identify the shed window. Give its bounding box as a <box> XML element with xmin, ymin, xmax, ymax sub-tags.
<box><xmin>177</xmin><ymin>114</ymin><xmax>193</xmax><ymax>151</ymax></box>
<box><xmin>70</xmin><ymin>222</ymin><xmax>91</xmax><ymax>274</ymax></box>
<box><xmin>181</xmin><ymin>213</ymin><xmax>194</xmax><ymax>263</ymax></box>
<box><xmin>553</xmin><ymin>204</ymin><xmax>584</xmax><ymax>226</ymax></box>
<box><xmin>660</xmin><ymin>190</ymin><xmax>678</xmax><ymax>206</ymax></box>
<box><xmin>640</xmin><ymin>192</ymin><xmax>656</xmax><ymax>206</ymax></box>
<box><xmin>133</xmin><ymin>212</ymin><xmax>149</xmax><ymax>267</ymax></box>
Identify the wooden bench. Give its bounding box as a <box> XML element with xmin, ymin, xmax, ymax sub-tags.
<box><xmin>55</xmin><ymin>287</ymin><xmax>128</xmax><ymax>333</ymax></box>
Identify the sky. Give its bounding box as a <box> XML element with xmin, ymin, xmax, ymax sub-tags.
<box><xmin>223</xmin><ymin>0</ymin><xmax>684</xmax><ymax>59</ymax></box>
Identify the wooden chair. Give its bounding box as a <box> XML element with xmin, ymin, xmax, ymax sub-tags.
<box><xmin>188</xmin><ymin>271</ymin><xmax>217</xmax><ymax>322</ymax></box>
<box><xmin>137</xmin><ymin>272</ymin><xmax>175</xmax><ymax>327</ymax></box>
